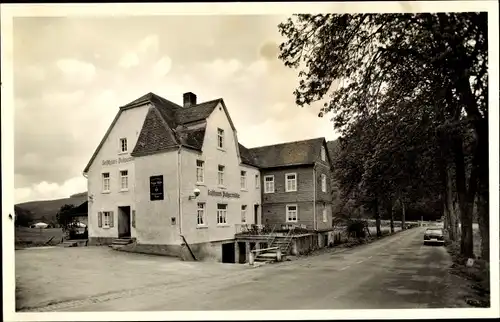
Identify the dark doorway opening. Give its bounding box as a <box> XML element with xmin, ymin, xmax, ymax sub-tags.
<box><xmin>237</xmin><ymin>242</ymin><xmax>246</xmax><ymax>264</ymax></box>
<box><xmin>222</xmin><ymin>243</ymin><xmax>236</xmax><ymax>263</ymax></box>
<box><xmin>249</xmin><ymin>242</ymin><xmax>256</xmax><ymax>251</ymax></box>
<box><xmin>254</xmin><ymin>204</ymin><xmax>259</xmax><ymax>225</ymax></box>
<box><xmin>118</xmin><ymin>206</ymin><xmax>131</xmax><ymax>238</ymax></box>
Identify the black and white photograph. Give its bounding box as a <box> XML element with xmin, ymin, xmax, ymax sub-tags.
<box><xmin>2</xmin><ymin>1</ymin><xmax>499</xmax><ymax>321</ymax></box>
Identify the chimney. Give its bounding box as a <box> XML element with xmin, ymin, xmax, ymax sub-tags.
<box><xmin>183</xmin><ymin>92</ymin><xmax>197</xmax><ymax>108</ymax></box>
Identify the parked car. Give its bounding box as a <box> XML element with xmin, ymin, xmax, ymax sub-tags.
<box><xmin>423</xmin><ymin>227</ymin><xmax>445</xmax><ymax>246</ymax></box>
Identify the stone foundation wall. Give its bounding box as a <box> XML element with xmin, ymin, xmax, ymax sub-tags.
<box><xmin>116</xmin><ymin>243</ymin><xmax>183</xmax><ymax>258</ymax></box>
<box><xmin>88</xmin><ymin>237</ymin><xmax>115</xmax><ymax>246</ymax></box>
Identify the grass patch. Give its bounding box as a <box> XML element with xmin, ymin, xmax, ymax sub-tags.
<box><xmin>15</xmin><ymin>227</ymin><xmax>63</xmax><ymax>249</ymax></box>
<box><xmin>445</xmin><ymin>232</ymin><xmax>490</xmax><ymax>308</ymax></box>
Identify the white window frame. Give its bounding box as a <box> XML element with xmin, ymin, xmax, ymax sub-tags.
<box><xmin>218</xmin><ymin>165</ymin><xmax>225</xmax><ymax>186</ymax></box>
<box><xmin>217</xmin><ymin>204</ymin><xmax>228</xmax><ymax>225</ymax></box>
<box><xmin>255</xmin><ymin>174</ymin><xmax>260</xmax><ymax>189</ymax></box>
<box><xmin>321</xmin><ymin>174</ymin><xmax>327</xmax><ymax>192</ymax></box>
<box><xmin>285</xmin><ymin>173</ymin><xmax>297</xmax><ymax>192</ymax></box>
<box><xmin>321</xmin><ymin>146</ymin><xmax>326</xmax><ymax>161</ymax></box>
<box><xmin>119</xmin><ymin>138</ymin><xmax>128</xmax><ymax>154</ymax></box>
<box><xmin>241</xmin><ymin>205</ymin><xmax>247</xmax><ymax>223</ymax></box>
<box><xmin>286</xmin><ymin>204</ymin><xmax>298</xmax><ymax>223</ymax></box>
<box><xmin>102</xmin><ymin>172</ymin><xmax>110</xmax><ymax>193</ymax></box>
<box><xmin>196</xmin><ymin>160</ymin><xmax>205</xmax><ymax>184</ymax></box>
<box><xmin>264</xmin><ymin>175</ymin><xmax>275</xmax><ymax>193</ymax></box>
<box><xmin>103</xmin><ymin>211</ymin><xmax>111</xmax><ymax>228</ymax></box>
<box><xmin>217</xmin><ymin>128</ymin><xmax>224</xmax><ymax>149</ymax></box>
<box><xmin>197</xmin><ymin>202</ymin><xmax>206</xmax><ymax>226</ymax></box>
<box><xmin>120</xmin><ymin>170</ymin><xmax>129</xmax><ymax>191</ymax></box>
<box><xmin>322</xmin><ymin>205</ymin><xmax>327</xmax><ymax>223</ymax></box>
<box><xmin>240</xmin><ymin>170</ymin><xmax>247</xmax><ymax>190</ymax></box>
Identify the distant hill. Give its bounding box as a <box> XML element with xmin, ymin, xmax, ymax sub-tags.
<box><xmin>15</xmin><ymin>192</ymin><xmax>88</xmax><ymax>225</ymax></box>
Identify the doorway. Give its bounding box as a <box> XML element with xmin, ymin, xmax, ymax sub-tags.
<box><xmin>254</xmin><ymin>204</ymin><xmax>259</xmax><ymax>225</ymax></box>
<box><xmin>237</xmin><ymin>242</ymin><xmax>246</xmax><ymax>264</ymax></box>
<box><xmin>221</xmin><ymin>242</ymin><xmax>236</xmax><ymax>263</ymax></box>
<box><xmin>118</xmin><ymin>206</ymin><xmax>131</xmax><ymax>238</ymax></box>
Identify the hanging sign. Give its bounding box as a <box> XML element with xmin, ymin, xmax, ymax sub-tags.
<box><xmin>150</xmin><ymin>175</ymin><xmax>164</xmax><ymax>201</ymax></box>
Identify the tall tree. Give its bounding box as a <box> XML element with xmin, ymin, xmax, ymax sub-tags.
<box><xmin>278</xmin><ymin>13</ymin><xmax>488</xmax><ymax>258</ymax></box>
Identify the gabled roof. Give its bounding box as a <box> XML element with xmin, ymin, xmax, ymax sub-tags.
<box><xmin>247</xmin><ymin>137</ymin><xmax>329</xmax><ymax>169</ymax></box>
<box><xmin>83</xmin><ymin>92</ymin><xmax>254</xmax><ymax>172</ymax></box>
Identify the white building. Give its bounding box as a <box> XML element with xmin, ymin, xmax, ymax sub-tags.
<box><xmin>83</xmin><ymin>92</ymin><xmax>262</xmax><ymax>261</ymax></box>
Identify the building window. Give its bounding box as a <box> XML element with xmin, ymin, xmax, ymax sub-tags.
<box><xmin>103</xmin><ymin>211</ymin><xmax>112</xmax><ymax>227</ymax></box>
<box><xmin>322</xmin><ymin>205</ymin><xmax>327</xmax><ymax>223</ymax></box>
<box><xmin>196</xmin><ymin>160</ymin><xmax>204</xmax><ymax>183</ymax></box>
<box><xmin>218</xmin><ymin>165</ymin><xmax>225</xmax><ymax>186</ymax></box>
<box><xmin>264</xmin><ymin>175</ymin><xmax>274</xmax><ymax>193</ymax></box>
<box><xmin>102</xmin><ymin>172</ymin><xmax>110</xmax><ymax>192</ymax></box>
<box><xmin>197</xmin><ymin>203</ymin><xmax>206</xmax><ymax>226</ymax></box>
<box><xmin>120</xmin><ymin>170</ymin><xmax>128</xmax><ymax>191</ymax></box>
<box><xmin>217</xmin><ymin>204</ymin><xmax>227</xmax><ymax>225</ymax></box>
<box><xmin>285</xmin><ymin>173</ymin><xmax>297</xmax><ymax>192</ymax></box>
<box><xmin>240</xmin><ymin>171</ymin><xmax>247</xmax><ymax>190</ymax></box>
<box><xmin>286</xmin><ymin>204</ymin><xmax>298</xmax><ymax>222</ymax></box>
<box><xmin>321</xmin><ymin>146</ymin><xmax>326</xmax><ymax>161</ymax></box>
<box><xmin>255</xmin><ymin>174</ymin><xmax>260</xmax><ymax>189</ymax></box>
<box><xmin>241</xmin><ymin>205</ymin><xmax>247</xmax><ymax>223</ymax></box>
<box><xmin>217</xmin><ymin>128</ymin><xmax>224</xmax><ymax>149</ymax></box>
<box><xmin>321</xmin><ymin>174</ymin><xmax>327</xmax><ymax>192</ymax></box>
<box><xmin>120</xmin><ymin>138</ymin><xmax>128</xmax><ymax>153</ymax></box>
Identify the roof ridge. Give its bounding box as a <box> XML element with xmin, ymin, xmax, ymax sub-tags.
<box><xmin>248</xmin><ymin>137</ymin><xmax>325</xmax><ymax>150</ymax></box>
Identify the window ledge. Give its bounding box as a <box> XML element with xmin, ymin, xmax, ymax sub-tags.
<box><xmin>217</xmin><ymin>147</ymin><xmax>226</xmax><ymax>152</ymax></box>
<box><xmin>285</xmin><ymin>190</ymin><xmax>298</xmax><ymax>193</ymax></box>
<box><xmin>218</xmin><ymin>185</ymin><xmax>227</xmax><ymax>190</ymax></box>
<box><xmin>196</xmin><ymin>182</ymin><xmax>206</xmax><ymax>186</ymax></box>
<box><xmin>240</xmin><ymin>188</ymin><xmax>248</xmax><ymax>192</ymax></box>
<box><xmin>217</xmin><ymin>224</ymin><xmax>230</xmax><ymax>227</ymax></box>
<box><xmin>120</xmin><ymin>189</ymin><xmax>129</xmax><ymax>192</ymax></box>
<box><xmin>102</xmin><ymin>191</ymin><xmax>111</xmax><ymax>194</ymax></box>
<box><xmin>102</xmin><ymin>226</ymin><xmax>111</xmax><ymax>229</ymax></box>
<box><xmin>264</xmin><ymin>191</ymin><xmax>274</xmax><ymax>194</ymax></box>
<box><xmin>118</xmin><ymin>152</ymin><xmax>128</xmax><ymax>155</ymax></box>
<box><xmin>196</xmin><ymin>225</ymin><xmax>208</xmax><ymax>229</ymax></box>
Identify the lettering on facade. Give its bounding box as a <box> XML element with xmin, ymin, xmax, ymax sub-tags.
<box><xmin>150</xmin><ymin>175</ymin><xmax>164</xmax><ymax>201</ymax></box>
<box><xmin>207</xmin><ymin>189</ymin><xmax>240</xmax><ymax>199</ymax></box>
<box><xmin>102</xmin><ymin>156</ymin><xmax>134</xmax><ymax>166</ymax></box>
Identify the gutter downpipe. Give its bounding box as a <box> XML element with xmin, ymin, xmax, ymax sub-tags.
<box><xmin>313</xmin><ymin>164</ymin><xmax>317</xmax><ymax>231</ymax></box>
<box><xmin>177</xmin><ymin>145</ymin><xmax>183</xmax><ymax>236</ymax></box>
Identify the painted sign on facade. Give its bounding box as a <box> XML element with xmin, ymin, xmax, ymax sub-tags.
<box><xmin>150</xmin><ymin>175</ymin><xmax>164</xmax><ymax>201</ymax></box>
<box><xmin>102</xmin><ymin>156</ymin><xmax>134</xmax><ymax>166</ymax></box>
<box><xmin>207</xmin><ymin>189</ymin><xmax>240</xmax><ymax>199</ymax></box>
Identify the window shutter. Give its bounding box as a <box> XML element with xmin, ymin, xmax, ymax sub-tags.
<box><xmin>98</xmin><ymin>212</ymin><xmax>102</xmax><ymax>228</ymax></box>
<box><xmin>132</xmin><ymin>210</ymin><xmax>136</xmax><ymax>228</ymax></box>
<box><xmin>109</xmin><ymin>211</ymin><xmax>114</xmax><ymax>227</ymax></box>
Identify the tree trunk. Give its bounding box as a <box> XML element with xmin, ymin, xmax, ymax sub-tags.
<box><xmin>401</xmin><ymin>200</ymin><xmax>406</xmax><ymax>230</ymax></box>
<box><xmin>375</xmin><ymin>199</ymin><xmax>381</xmax><ymax>237</ymax></box>
<box><xmin>477</xmin><ymin>191</ymin><xmax>489</xmax><ymax>261</ymax></box>
<box><xmin>446</xmin><ymin>167</ymin><xmax>458</xmax><ymax>241</ymax></box>
<box><xmin>387</xmin><ymin>202</ymin><xmax>394</xmax><ymax>233</ymax></box>
<box><xmin>452</xmin><ymin>135</ymin><xmax>475</xmax><ymax>258</ymax></box>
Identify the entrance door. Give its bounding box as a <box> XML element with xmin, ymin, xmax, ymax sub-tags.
<box><xmin>254</xmin><ymin>204</ymin><xmax>259</xmax><ymax>225</ymax></box>
<box><xmin>118</xmin><ymin>206</ymin><xmax>131</xmax><ymax>238</ymax></box>
<box><xmin>237</xmin><ymin>242</ymin><xmax>246</xmax><ymax>264</ymax></box>
<box><xmin>221</xmin><ymin>243</ymin><xmax>236</xmax><ymax>263</ymax></box>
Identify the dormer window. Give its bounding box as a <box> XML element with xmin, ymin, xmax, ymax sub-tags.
<box><xmin>120</xmin><ymin>138</ymin><xmax>128</xmax><ymax>153</ymax></box>
<box><xmin>321</xmin><ymin>146</ymin><xmax>326</xmax><ymax>162</ymax></box>
<box><xmin>217</xmin><ymin>128</ymin><xmax>224</xmax><ymax>149</ymax></box>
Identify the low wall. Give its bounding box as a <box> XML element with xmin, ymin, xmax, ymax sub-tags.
<box><xmin>114</xmin><ymin>242</ymin><xmax>183</xmax><ymax>258</ymax></box>
<box><xmin>88</xmin><ymin>237</ymin><xmax>115</xmax><ymax>246</ymax></box>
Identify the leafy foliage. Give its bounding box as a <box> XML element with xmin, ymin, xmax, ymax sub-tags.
<box><xmin>278</xmin><ymin>13</ymin><xmax>488</xmax><ymax>258</ymax></box>
<box><xmin>55</xmin><ymin>204</ymin><xmax>77</xmax><ymax>230</ymax></box>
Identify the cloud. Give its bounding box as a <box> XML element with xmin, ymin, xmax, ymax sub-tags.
<box><xmin>138</xmin><ymin>34</ymin><xmax>159</xmax><ymax>56</ymax></box>
<box><xmin>119</xmin><ymin>52</ymin><xmax>140</xmax><ymax>68</ymax></box>
<box><xmin>201</xmin><ymin>58</ymin><xmax>244</xmax><ymax>81</ymax></box>
<box><xmin>152</xmin><ymin>56</ymin><xmax>172</xmax><ymax>79</ymax></box>
<box><xmin>56</xmin><ymin>58</ymin><xmax>96</xmax><ymax>83</ymax></box>
<box><xmin>15</xmin><ymin>176</ymin><xmax>87</xmax><ymax>204</ymax></box>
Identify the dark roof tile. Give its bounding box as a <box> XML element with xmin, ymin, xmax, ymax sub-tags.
<box><xmin>248</xmin><ymin>138</ymin><xmax>326</xmax><ymax>169</ymax></box>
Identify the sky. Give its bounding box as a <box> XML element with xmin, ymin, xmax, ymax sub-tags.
<box><xmin>13</xmin><ymin>15</ymin><xmax>340</xmax><ymax>204</ymax></box>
